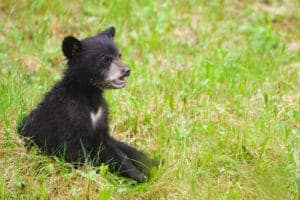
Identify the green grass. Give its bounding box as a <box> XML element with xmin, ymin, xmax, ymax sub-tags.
<box><xmin>0</xmin><ymin>0</ymin><xmax>299</xmax><ymax>199</ymax></box>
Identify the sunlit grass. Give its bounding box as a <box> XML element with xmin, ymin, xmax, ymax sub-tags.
<box><xmin>0</xmin><ymin>0</ymin><xmax>299</xmax><ymax>199</ymax></box>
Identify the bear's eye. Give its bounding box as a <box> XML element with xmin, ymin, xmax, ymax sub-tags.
<box><xmin>103</xmin><ymin>56</ymin><xmax>112</xmax><ymax>64</ymax></box>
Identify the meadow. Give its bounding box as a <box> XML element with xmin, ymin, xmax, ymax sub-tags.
<box><xmin>0</xmin><ymin>0</ymin><xmax>299</xmax><ymax>199</ymax></box>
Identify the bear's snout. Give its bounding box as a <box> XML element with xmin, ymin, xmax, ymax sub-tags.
<box><xmin>123</xmin><ymin>67</ymin><xmax>130</xmax><ymax>77</ymax></box>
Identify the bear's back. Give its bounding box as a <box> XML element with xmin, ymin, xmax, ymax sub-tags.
<box><xmin>19</xmin><ymin>84</ymin><xmax>97</xmax><ymax>156</ymax></box>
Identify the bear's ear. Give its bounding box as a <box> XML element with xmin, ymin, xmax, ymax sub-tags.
<box><xmin>100</xmin><ymin>26</ymin><xmax>115</xmax><ymax>39</ymax></box>
<box><xmin>62</xmin><ymin>36</ymin><xmax>82</xmax><ymax>59</ymax></box>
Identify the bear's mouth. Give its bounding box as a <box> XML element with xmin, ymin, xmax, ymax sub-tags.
<box><xmin>111</xmin><ymin>76</ymin><xmax>127</xmax><ymax>88</ymax></box>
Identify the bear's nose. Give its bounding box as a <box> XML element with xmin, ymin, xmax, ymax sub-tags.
<box><xmin>123</xmin><ymin>67</ymin><xmax>130</xmax><ymax>77</ymax></box>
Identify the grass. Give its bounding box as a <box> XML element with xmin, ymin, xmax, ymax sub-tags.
<box><xmin>0</xmin><ymin>0</ymin><xmax>299</xmax><ymax>199</ymax></box>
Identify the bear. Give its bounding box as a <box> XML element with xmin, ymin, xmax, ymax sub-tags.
<box><xmin>18</xmin><ymin>26</ymin><xmax>157</xmax><ymax>182</ymax></box>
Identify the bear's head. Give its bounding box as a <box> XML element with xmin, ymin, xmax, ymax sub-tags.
<box><xmin>62</xmin><ymin>26</ymin><xmax>130</xmax><ymax>89</ymax></box>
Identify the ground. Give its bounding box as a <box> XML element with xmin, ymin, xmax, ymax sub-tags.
<box><xmin>0</xmin><ymin>0</ymin><xmax>299</xmax><ymax>199</ymax></box>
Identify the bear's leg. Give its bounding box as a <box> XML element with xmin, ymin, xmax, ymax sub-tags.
<box><xmin>110</xmin><ymin>138</ymin><xmax>159</xmax><ymax>176</ymax></box>
<box><xmin>100</xmin><ymin>141</ymin><xmax>147</xmax><ymax>182</ymax></box>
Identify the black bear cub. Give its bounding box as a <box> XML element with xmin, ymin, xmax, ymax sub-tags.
<box><xmin>19</xmin><ymin>27</ymin><xmax>156</xmax><ymax>182</ymax></box>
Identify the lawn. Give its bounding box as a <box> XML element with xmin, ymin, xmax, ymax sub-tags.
<box><xmin>0</xmin><ymin>0</ymin><xmax>299</xmax><ymax>199</ymax></box>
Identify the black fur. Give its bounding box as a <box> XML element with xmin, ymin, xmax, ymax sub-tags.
<box><xmin>62</xmin><ymin>36</ymin><xmax>81</xmax><ymax>59</ymax></box>
<box><xmin>18</xmin><ymin>27</ymin><xmax>157</xmax><ymax>182</ymax></box>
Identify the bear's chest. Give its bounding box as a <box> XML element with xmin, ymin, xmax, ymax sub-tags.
<box><xmin>90</xmin><ymin>106</ymin><xmax>104</xmax><ymax>129</ymax></box>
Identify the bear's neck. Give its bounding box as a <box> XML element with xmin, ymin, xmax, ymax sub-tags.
<box><xmin>60</xmin><ymin>75</ymin><xmax>105</xmax><ymax>111</ymax></box>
